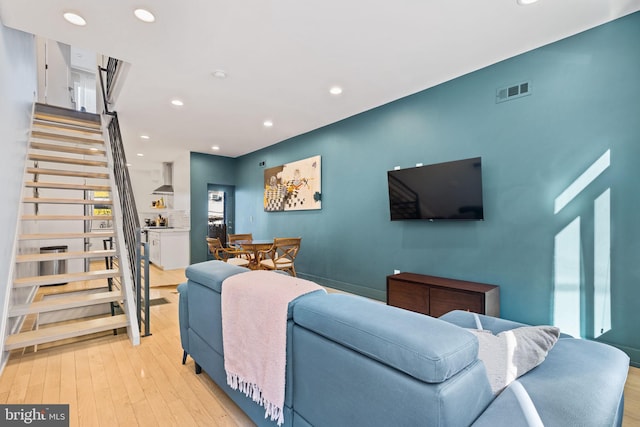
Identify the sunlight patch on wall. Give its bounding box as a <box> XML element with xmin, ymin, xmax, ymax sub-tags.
<box><xmin>553</xmin><ymin>217</ymin><xmax>582</xmax><ymax>338</ymax></box>
<box><xmin>593</xmin><ymin>189</ymin><xmax>611</xmax><ymax>338</ymax></box>
<box><xmin>553</xmin><ymin>149</ymin><xmax>611</xmax><ymax>339</ymax></box>
<box><xmin>554</xmin><ymin>150</ymin><xmax>610</xmax><ymax>214</ymax></box>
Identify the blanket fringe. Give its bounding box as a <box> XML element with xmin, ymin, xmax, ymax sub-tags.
<box><xmin>227</xmin><ymin>372</ymin><xmax>285</xmax><ymax>426</ymax></box>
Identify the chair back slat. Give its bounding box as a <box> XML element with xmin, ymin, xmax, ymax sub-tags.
<box><xmin>259</xmin><ymin>237</ymin><xmax>301</xmax><ymax>276</ymax></box>
<box><xmin>229</xmin><ymin>233</ymin><xmax>253</xmax><ymax>242</ymax></box>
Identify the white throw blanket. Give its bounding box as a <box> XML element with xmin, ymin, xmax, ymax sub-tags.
<box><xmin>221</xmin><ymin>270</ymin><xmax>325</xmax><ymax>425</ymax></box>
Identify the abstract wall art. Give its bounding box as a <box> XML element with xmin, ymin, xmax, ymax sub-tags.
<box><xmin>263</xmin><ymin>155</ymin><xmax>321</xmax><ymax>211</ymax></box>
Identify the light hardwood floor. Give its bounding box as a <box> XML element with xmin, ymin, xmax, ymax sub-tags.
<box><xmin>0</xmin><ymin>266</ymin><xmax>638</xmax><ymax>426</ymax></box>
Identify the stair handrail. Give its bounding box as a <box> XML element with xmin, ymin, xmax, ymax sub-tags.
<box><xmin>98</xmin><ymin>59</ymin><xmax>143</xmax><ymax>344</ymax></box>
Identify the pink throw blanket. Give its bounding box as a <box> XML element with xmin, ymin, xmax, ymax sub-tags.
<box><xmin>222</xmin><ymin>270</ymin><xmax>325</xmax><ymax>425</ymax></box>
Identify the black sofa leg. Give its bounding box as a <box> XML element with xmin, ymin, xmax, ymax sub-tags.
<box><xmin>182</xmin><ymin>350</ymin><xmax>187</xmax><ymax>365</ymax></box>
<box><xmin>195</xmin><ymin>362</ymin><xmax>202</xmax><ymax>375</ymax></box>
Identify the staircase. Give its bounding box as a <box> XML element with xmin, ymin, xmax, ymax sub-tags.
<box><xmin>5</xmin><ymin>103</ymin><xmax>139</xmax><ymax>351</ymax></box>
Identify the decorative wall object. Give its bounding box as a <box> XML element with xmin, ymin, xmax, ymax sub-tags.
<box><xmin>264</xmin><ymin>155</ymin><xmax>321</xmax><ymax>211</ymax></box>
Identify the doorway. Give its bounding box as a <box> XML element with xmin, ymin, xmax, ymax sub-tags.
<box><xmin>207</xmin><ymin>184</ymin><xmax>235</xmax><ymax>259</ymax></box>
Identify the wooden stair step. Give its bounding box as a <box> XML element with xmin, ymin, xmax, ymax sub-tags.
<box><xmin>4</xmin><ymin>314</ymin><xmax>128</xmax><ymax>351</ymax></box>
<box><xmin>22</xmin><ymin>197</ymin><xmax>113</xmax><ymax>205</ymax></box>
<box><xmin>31</xmin><ymin>130</ymin><xmax>104</xmax><ymax>146</ymax></box>
<box><xmin>16</xmin><ymin>249</ymin><xmax>116</xmax><ymax>263</ymax></box>
<box><xmin>14</xmin><ymin>269</ymin><xmax>119</xmax><ymax>288</ymax></box>
<box><xmin>8</xmin><ymin>290</ymin><xmax>121</xmax><ymax>317</ymax></box>
<box><xmin>33</xmin><ymin>113</ymin><xmax>101</xmax><ymax>130</ymax></box>
<box><xmin>25</xmin><ymin>181</ymin><xmax>111</xmax><ymax>191</ymax></box>
<box><xmin>19</xmin><ymin>231</ymin><xmax>115</xmax><ymax>240</ymax></box>
<box><xmin>33</xmin><ymin>119</ymin><xmax>102</xmax><ymax>136</ymax></box>
<box><xmin>21</xmin><ymin>214</ymin><xmax>113</xmax><ymax>221</ymax></box>
<box><xmin>26</xmin><ymin>167</ymin><xmax>109</xmax><ymax>179</ymax></box>
<box><xmin>33</xmin><ymin>104</ymin><xmax>101</xmax><ymax>130</ymax></box>
<box><xmin>30</xmin><ymin>142</ymin><xmax>106</xmax><ymax>156</ymax></box>
<box><xmin>28</xmin><ymin>153</ymin><xmax>107</xmax><ymax>167</ymax></box>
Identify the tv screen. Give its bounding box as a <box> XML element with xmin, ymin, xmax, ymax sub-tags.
<box><xmin>387</xmin><ymin>157</ymin><xmax>484</xmax><ymax>221</ymax></box>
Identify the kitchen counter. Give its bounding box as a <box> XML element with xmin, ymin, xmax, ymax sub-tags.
<box><xmin>143</xmin><ymin>226</ymin><xmax>190</xmax><ymax>233</ymax></box>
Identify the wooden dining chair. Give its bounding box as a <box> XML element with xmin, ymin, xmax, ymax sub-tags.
<box><xmin>206</xmin><ymin>237</ymin><xmax>251</xmax><ymax>267</ymax></box>
<box><xmin>258</xmin><ymin>237</ymin><xmax>302</xmax><ymax>277</ymax></box>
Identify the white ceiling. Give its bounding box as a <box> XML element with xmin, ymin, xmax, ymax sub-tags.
<box><xmin>1</xmin><ymin>0</ymin><xmax>639</xmax><ymax>163</ymax></box>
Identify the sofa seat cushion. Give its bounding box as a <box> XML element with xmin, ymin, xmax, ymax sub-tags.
<box><xmin>185</xmin><ymin>260</ymin><xmax>249</xmax><ymax>293</ymax></box>
<box><xmin>471</xmin><ymin>338</ymin><xmax>629</xmax><ymax>427</ymax></box>
<box><xmin>293</xmin><ymin>294</ymin><xmax>478</xmax><ymax>383</ymax></box>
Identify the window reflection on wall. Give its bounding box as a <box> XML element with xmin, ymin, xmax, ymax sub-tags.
<box><xmin>553</xmin><ymin>150</ymin><xmax>611</xmax><ymax>339</ymax></box>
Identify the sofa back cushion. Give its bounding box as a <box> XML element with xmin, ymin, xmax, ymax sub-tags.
<box><xmin>293</xmin><ymin>294</ymin><xmax>478</xmax><ymax>383</ymax></box>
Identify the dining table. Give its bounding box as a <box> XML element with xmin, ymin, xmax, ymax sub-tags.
<box><xmin>234</xmin><ymin>239</ymin><xmax>274</xmax><ymax>269</ymax></box>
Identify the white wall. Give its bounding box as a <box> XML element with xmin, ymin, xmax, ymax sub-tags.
<box><xmin>0</xmin><ymin>21</ymin><xmax>38</xmax><ymax>367</ymax></box>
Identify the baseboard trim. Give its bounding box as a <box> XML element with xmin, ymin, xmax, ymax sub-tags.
<box><xmin>297</xmin><ymin>273</ymin><xmax>385</xmax><ymax>302</ymax></box>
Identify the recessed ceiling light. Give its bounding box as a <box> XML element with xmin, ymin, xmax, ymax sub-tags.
<box><xmin>63</xmin><ymin>12</ymin><xmax>87</xmax><ymax>26</ymax></box>
<box><xmin>517</xmin><ymin>0</ymin><xmax>539</xmax><ymax>4</ymax></box>
<box><xmin>329</xmin><ymin>86</ymin><xmax>343</xmax><ymax>95</ymax></box>
<box><xmin>126</xmin><ymin>163</ymin><xmax>132</xmax><ymax>167</ymax></box>
<box><xmin>171</xmin><ymin>99</ymin><xmax>184</xmax><ymax>107</ymax></box>
<box><xmin>136</xmin><ymin>153</ymin><xmax>144</xmax><ymax>157</ymax></box>
<box><xmin>140</xmin><ymin>135</ymin><xmax>150</xmax><ymax>140</ymax></box>
<box><xmin>211</xmin><ymin>145</ymin><xmax>220</xmax><ymax>151</ymax></box>
<box><xmin>263</xmin><ymin>120</ymin><xmax>274</xmax><ymax>127</ymax></box>
<box><xmin>134</xmin><ymin>8</ymin><xmax>155</xmax><ymax>23</ymax></box>
<box><xmin>212</xmin><ymin>70</ymin><xmax>227</xmax><ymax>79</ymax></box>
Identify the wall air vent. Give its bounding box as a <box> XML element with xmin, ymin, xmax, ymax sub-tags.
<box><xmin>496</xmin><ymin>81</ymin><xmax>532</xmax><ymax>103</ymax></box>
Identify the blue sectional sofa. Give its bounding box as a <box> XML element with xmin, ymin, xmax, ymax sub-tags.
<box><xmin>178</xmin><ymin>260</ymin><xmax>629</xmax><ymax>426</ymax></box>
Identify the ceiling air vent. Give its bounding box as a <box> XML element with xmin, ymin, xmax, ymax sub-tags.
<box><xmin>496</xmin><ymin>81</ymin><xmax>532</xmax><ymax>103</ymax></box>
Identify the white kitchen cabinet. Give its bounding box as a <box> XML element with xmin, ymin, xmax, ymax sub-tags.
<box><xmin>147</xmin><ymin>229</ymin><xmax>189</xmax><ymax>270</ymax></box>
<box><xmin>148</xmin><ymin>231</ymin><xmax>161</xmax><ymax>265</ymax></box>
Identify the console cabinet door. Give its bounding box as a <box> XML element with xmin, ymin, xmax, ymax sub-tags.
<box><xmin>429</xmin><ymin>288</ymin><xmax>483</xmax><ymax>317</ymax></box>
<box><xmin>387</xmin><ymin>279</ymin><xmax>429</xmax><ymax>315</ymax></box>
<box><xmin>386</xmin><ymin>273</ymin><xmax>499</xmax><ymax>317</ymax></box>
<box><xmin>387</xmin><ymin>279</ymin><xmax>429</xmax><ymax>314</ymax></box>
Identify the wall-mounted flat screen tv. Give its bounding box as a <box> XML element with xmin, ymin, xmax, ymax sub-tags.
<box><xmin>387</xmin><ymin>157</ymin><xmax>484</xmax><ymax>221</ymax></box>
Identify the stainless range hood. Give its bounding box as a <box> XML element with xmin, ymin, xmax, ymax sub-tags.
<box><xmin>152</xmin><ymin>162</ymin><xmax>174</xmax><ymax>195</ymax></box>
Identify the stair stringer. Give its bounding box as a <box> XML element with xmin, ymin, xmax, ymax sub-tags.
<box><xmin>100</xmin><ymin>114</ymin><xmax>140</xmax><ymax>346</ymax></box>
<box><xmin>0</xmin><ymin>101</ymin><xmax>40</xmax><ymax>372</ymax></box>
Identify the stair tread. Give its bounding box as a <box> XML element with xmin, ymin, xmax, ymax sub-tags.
<box><xmin>21</xmin><ymin>214</ymin><xmax>114</xmax><ymax>221</ymax></box>
<box><xmin>4</xmin><ymin>314</ymin><xmax>128</xmax><ymax>350</ymax></box>
<box><xmin>28</xmin><ymin>153</ymin><xmax>108</xmax><ymax>167</ymax></box>
<box><xmin>30</xmin><ymin>142</ymin><xmax>106</xmax><ymax>156</ymax></box>
<box><xmin>26</xmin><ymin>167</ymin><xmax>109</xmax><ymax>179</ymax></box>
<box><xmin>16</xmin><ymin>249</ymin><xmax>116</xmax><ymax>263</ymax></box>
<box><xmin>31</xmin><ymin>130</ymin><xmax>104</xmax><ymax>145</ymax></box>
<box><xmin>9</xmin><ymin>290</ymin><xmax>121</xmax><ymax>317</ymax></box>
<box><xmin>14</xmin><ymin>269</ymin><xmax>120</xmax><ymax>287</ymax></box>
<box><xmin>33</xmin><ymin>120</ymin><xmax>102</xmax><ymax>136</ymax></box>
<box><xmin>24</xmin><ymin>181</ymin><xmax>111</xmax><ymax>191</ymax></box>
<box><xmin>33</xmin><ymin>106</ymin><xmax>102</xmax><ymax>130</ymax></box>
<box><xmin>22</xmin><ymin>197</ymin><xmax>113</xmax><ymax>205</ymax></box>
<box><xmin>19</xmin><ymin>231</ymin><xmax>115</xmax><ymax>240</ymax></box>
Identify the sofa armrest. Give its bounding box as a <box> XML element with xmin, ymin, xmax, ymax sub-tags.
<box><xmin>440</xmin><ymin>310</ymin><xmax>574</xmax><ymax>338</ymax></box>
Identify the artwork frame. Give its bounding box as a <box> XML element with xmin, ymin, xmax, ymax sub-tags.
<box><xmin>263</xmin><ymin>155</ymin><xmax>321</xmax><ymax>212</ymax></box>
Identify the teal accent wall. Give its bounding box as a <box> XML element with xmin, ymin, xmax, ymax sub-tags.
<box><xmin>189</xmin><ymin>152</ymin><xmax>237</xmax><ymax>264</ymax></box>
<box><xmin>229</xmin><ymin>12</ymin><xmax>640</xmax><ymax>363</ymax></box>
